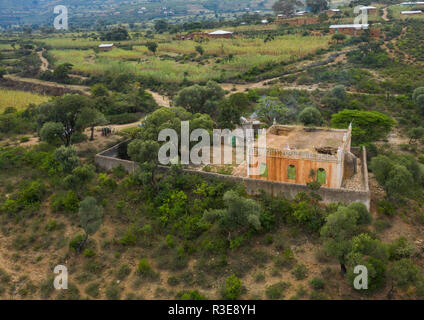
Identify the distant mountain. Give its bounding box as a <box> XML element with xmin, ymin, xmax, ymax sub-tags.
<box><xmin>0</xmin><ymin>0</ymin><xmax>275</xmax><ymax>27</ymax></box>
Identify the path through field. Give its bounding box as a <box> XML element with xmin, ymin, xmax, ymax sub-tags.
<box><xmin>37</xmin><ymin>50</ymin><xmax>49</xmax><ymax>72</ymax></box>
<box><xmin>382</xmin><ymin>7</ymin><xmax>390</xmax><ymax>22</ymax></box>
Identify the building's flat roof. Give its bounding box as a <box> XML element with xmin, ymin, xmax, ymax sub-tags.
<box><xmin>329</xmin><ymin>9</ymin><xmax>341</xmax><ymax>12</ymax></box>
<box><xmin>360</xmin><ymin>6</ymin><xmax>377</xmax><ymax>9</ymax></box>
<box><xmin>99</xmin><ymin>43</ymin><xmax>114</xmax><ymax>47</ymax></box>
<box><xmin>329</xmin><ymin>24</ymin><xmax>369</xmax><ymax>29</ymax></box>
<box><xmin>401</xmin><ymin>10</ymin><xmax>423</xmax><ymax>13</ymax></box>
<box><xmin>208</xmin><ymin>30</ymin><xmax>233</xmax><ymax>35</ymax></box>
<box><xmin>255</xmin><ymin>125</ymin><xmax>349</xmax><ymax>154</ymax></box>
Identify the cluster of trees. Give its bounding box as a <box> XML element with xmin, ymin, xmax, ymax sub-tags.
<box><xmin>100</xmin><ymin>26</ymin><xmax>130</xmax><ymax>41</ymax></box>
<box><xmin>321</xmin><ymin>202</ymin><xmax>423</xmax><ymax>295</ymax></box>
<box><xmin>36</xmin><ymin>85</ymin><xmax>158</xmax><ymax>146</ymax></box>
<box><xmin>272</xmin><ymin>0</ymin><xmax>328</xmax><ymax>16</ymax></box>
<box><xmin>40</xmin><ymin>63</ymin><xmax>74</xmax><ymax>83</ymax></box>
<box><xmin>370</xmin><ymin>153</ymin><xmax>424</xmax><ymax>200</ymax></box>
<box><xmin>348</xmin><ymin>43</ymin><xmax>392</xmax><ymax>69</ymax></box>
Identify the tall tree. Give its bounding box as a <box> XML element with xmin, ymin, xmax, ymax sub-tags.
<box><xmin>78</xmin><ymin>197</ymin><xmax>103</xmax><ymax>252</ymax></box>
<box><xmin>77</xmin><ymin>107</ymin><xmax>107</xmax><ymax>141</ymax></box>
<box><xmin>37</xmin><ymin>94</ymin><xmax>92</xmax><ymax>146</ymax></box>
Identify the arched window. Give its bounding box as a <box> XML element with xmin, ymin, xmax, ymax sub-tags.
<box><xmin>317</xmin><ymin>168</ymin><xmax>326</xmax><ymax>184</ymax></box>
<box><xmin>287</xmin><ymin>165</ymin><xmax>296</xmax><ymax>180</ymax></box>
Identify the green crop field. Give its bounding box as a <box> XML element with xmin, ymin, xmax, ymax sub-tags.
<box><xmin>0</xmin><ymin>89</ymin><xmax>49</xmax><ymax>112</ymax></box>
<box><xmin>49</xmin><ymin>34</ymin><xmax>330</xmax><ymax>83</ymax></box>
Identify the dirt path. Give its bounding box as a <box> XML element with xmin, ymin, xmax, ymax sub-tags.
<box><xmin>3</xmin><ymin>74</ymin><xmax>171</xmax><ymax>107</ymax></box>
<box><xmin>382</xmin><ymin>7</ymin><xmax>390</xmax><ymax>22</ymax></box>
<box><xmin>37</xmin><ymin>50</ymin><xmax>49</xmax><ymax>72</ymax></box>
<box><xmin>220</xmin><ymin>50</ymin><xmax>354</xmax><ymax>95</ymax></box>
<box><xmin>146</xmin><ymin>90</ymin><xmax>171</xmax><ymax>108</ymax></box>
<box><xmin>4</xmin><ymin>74</ymin><xmax>92</xmax><ymax>95</ymax></box>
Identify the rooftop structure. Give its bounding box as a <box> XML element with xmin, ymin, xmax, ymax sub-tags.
<box><xmin>207</xmin><ymin>30</ymin><xmax>234</xmax><ymax>38</ymax></box>
<box><xmin>98</xmin><ymin>43</ymin><xmax>114</xmax><ymax>48</ymax></box>
<box><xmin>208</xmin><ymin>30</ymin><xmax>233</xmax><ymax>35</ymax></box>
<box><xmin>98</xmin><ymin>43</ymin><xmax>114</xmax><ymax>51</ymax></box>
<box><xmin>247</xmin><ymin>124</ymin><xmax>355</xmax><ymax>189</ymax></box>
<box><xmin>401</xmin><ymin>10</ymin><xmax>423</xmax><ymax>14</ymax></box>
<box><xmin>329</xmin><ymin>24</ymin><xmax>369</xmax><ymax>29</ymax></box>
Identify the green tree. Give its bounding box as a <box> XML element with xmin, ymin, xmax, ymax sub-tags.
<box><xmin>53</xmin><ymin>63</ymin><xmax>73</xmax><ymax>82</ymax></box>
<box><xmin>407</xmin><ymin>127</ymin><xmax>424</xmax><ymax>144</ymax></box>
<box><xmin>412</xmin><ymin>87</ymin><xmax>424</xmax><ymax>112</ymax></box>
<box><xmin>331</xmin><ymin>109</ymin><xmax>395</xmax><ymax>144</ymax></box>
<box><xmin>101</xmin><ymin>26</ymin><xmax>130</xmax><ymax>41</ymax></box>
<box><xmin>332</xmin><ymin>33</ymin><xmax>346</xmax><ymax>43</ymax></box>
<box><xmin>39</xmin><ymin>121</ymin><xmax>65</xmax><ymax>145</ymax></box>
<box><xmin>306</xmin><ymin>0</ymin><xmax>328</xmax><ymax>13</ymax></box>
<box><xmin>91</xmin><ymin>84</ymin><xmax>109</xmax><ymax>98</ymax></box>
<box><xmin>298</xmin><ymin>106</ymin><xmax>323</xmax><ymax>126</ymax></box>
<box><xmin>154</xmin><ymin>20</ymin><xmax>168</xmax><ymax>33</ymax></box>
<box><xmin>77</xmin><ymin>107</ymin><xmax>107</xmax><ymax>141</ymax></box>
<box><xmin>128</xmin><ymin>139</ymin><xmax>160</xmax><ymax>187</ymax></box>
<box><xmin>78</xmin><ymin>196</ymin><xmax>103</xmax><ymax>252</ymax></box>
<box><xmin>127</xmin><ymin>139</ymin><xmax>160</xmax><ymax>165</ymax></box>
<box><xmin>146</xmin><ymin>41</ymin><xmax>158</xmax><ymax>55</ymax></box>
<box><xmin>195</xmin><ymin>45</ymin><xmax>204</xmax><ymax>56</ymax></box>
<box><xmin>37</xmin><ymin>94</ymin><xmax>93</xmax><ymax>146</ymax></box>
<box><xmin>272</xmin><ymin>0</ymin><xmax>302</xmax><ymax>16</ymax></box>
<box><xmin>204</xmin><ymin>190</ymin><xmax>262</xmax><ymax>238</ymax></box>
<box><xmin>370</xmin><ymin>155</ymin><xmax>416</xmax><ymax>200</ymax></box>
<box><xmin>175</xmin><ymin>81</ymin><xmax>225</xmax><ymax>116</ymax></box>
<box><xmin>257</xmin><ymin>96</ymin><xmax>290</xmax><ymax>125</ymax></box>
<box><xmin>320</xmin><ymin>206</ymin><xmax>361</xmax><ymax>272</ymax></box>
<box><xmin>54</xmin><ymin>145</ymin><xmax>80</xmax><ymax>174</ymax></box>
<box><xmin>387</xmin><ymin>258</ymin><xmax>421</xmax><ymax>298</ymax></box>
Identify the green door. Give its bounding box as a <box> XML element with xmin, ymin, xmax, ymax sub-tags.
<box><xmin>317</xmin><ymin>168</ymin><xmax>326</xmax><ymax>184</ymax></box>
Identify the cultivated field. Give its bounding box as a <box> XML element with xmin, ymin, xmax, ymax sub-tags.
<box><xmin>0</xmin><ymin>88</ymin><xmax>49</xmax><ymax>112</ymax></box>
<box><xmin>48</xmin><ymin>34</ymin><xmax>330</xmax><ymax>83</ymax></box>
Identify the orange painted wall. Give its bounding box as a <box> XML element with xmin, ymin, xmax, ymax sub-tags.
<box><xmin>250</xmin><ymin>156</ymin><xmax>339</xmax><ymax>188</ymax></box>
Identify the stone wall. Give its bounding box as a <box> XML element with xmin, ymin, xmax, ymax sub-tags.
<box><xmin>95</xmin><ymin>143</ymin><xmax>371</xmax><ymax>209</ymax></box>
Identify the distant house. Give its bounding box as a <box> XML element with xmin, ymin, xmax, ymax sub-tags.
<box><xmin>400</xmin><ymin>1</ymin><xmax>424</xmax><ymax>5</ymax></box>
<box><xmin>261</xmin><ymin>19</ymin><xmax>269</xmax><ymax>24</ymax></box>
<box><xmin>401</xmin><ymin>10</ymin><xmax>423</xmax><ymax>14</ymax></box>
<box><xmin>329</xmin><ymin>24</ymin><xmax>369</xmax><ymax>36</ymax></box>
<box><xmin>295</xmin><ymin>10</ymin><xmax>308</xmax><ymax>16</ymax></box>
<box><xmin>327</xmin><ymin>9</ymin><xmax>341</xmax><ymax>16</ymax></box>
<box><xmin>207</xmin><ymin>30</ymin><xmax>234</xmax><ymax>39</ymax></box>
<box><xmin>98</xmin><ymin>43</ymin><xmax>114</xmax><ymax>51</ymax></box>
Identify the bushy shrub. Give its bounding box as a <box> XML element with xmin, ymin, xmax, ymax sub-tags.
<box><xmin>176</xmin><ymin>290</ymin><xmax>206</xmax><ymax>300</ymax></box>
<box><xmin>222</xmin><ymin>274</ymin><xmax>243</xmax><ymax>300</ymax></box>
<box><xmin>69</xmin><ymin>234</ymin><xmax>85</xmax><ymax>252</ymax></box>
<box><xmin>51</xmin><ymin>191</ymin><xmax>79</xmax><ymax>213</ymax></box>
<box><xmin>265</xmin><ymin>282</ymin><xmax>290</xmax><ymax>299</ymax></box>
<box><xmin>292</xmin><ymin>264</ymin><xmax>309</xmax><ymax>280</ymax></box>
<box><xmin>310</xmin><ymin>277</ymin><xmax>325</xmax><ymax>290</ymax></box>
